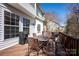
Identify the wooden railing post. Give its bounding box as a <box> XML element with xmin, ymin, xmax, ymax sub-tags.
<box><xmin>55</xmin><ymin>41</ymin><xmax>57</xmax><ymax>55</ymax></box>
<box><xmin>76</xmin><ymin>39</ymin><xmax>79</xmax><ymax>56</ymax></box>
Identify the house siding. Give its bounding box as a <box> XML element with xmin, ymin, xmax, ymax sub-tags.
<box><xmin>0</xmin><ymin>3</ymin><xmax>45</xmax><ymax>50</ymax></box>
<box><xmin>0</xmin><ymin>3</ymin><xmax>32</xmax><ymax>50</ymax></box>
<box><xmin>0</xmin><ymin>4</ymin><xmax>32</xmax><ymax>40</ymax></box>
<box><xmin>0</xmin><ymin>4</ymin><xmax>4</xmax><ymax>41</ymax></box>
<box><xmin>35</xmin><ymin>19</ymin><xmax>43</xmax><ymax>35</ymax></box>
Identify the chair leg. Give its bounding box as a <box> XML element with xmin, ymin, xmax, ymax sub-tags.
<box><xmin>37</xmin><ymin>50</ymin><xmax>39</xmax><ymax>56</ymax></box>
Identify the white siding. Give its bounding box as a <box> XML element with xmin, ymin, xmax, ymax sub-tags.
<box><xmin>29</xmin><ymin>19</ymin><xmax>36</xmax><ymax>37</ymax></box>
<box><xmin>35</xmin><ymin>19</ymin><xmax>43</xmax><ymax>36</ymax></box>
<box><xmin>0</xmin><ymin>3</ymin><xmax>45</xmax><ymax>50</ymax></box>
<box><xmin>0</xmin><ymin>5</ymin><xmax>4</xmax><ymax>41</ymax></box>
<box><xmin>29</xmin><ymin>19</ymin><xmax>44</xmax><ymax>36</ymax></box>
<box><xmin>0</xmin><ymin>37</ymin><xmax>19</xmax><ymax>50</ymax></box>
<box><xmin>0</xmin><ymin>4</ymin><xmax>19</xmax><ymax>50</ymax></box>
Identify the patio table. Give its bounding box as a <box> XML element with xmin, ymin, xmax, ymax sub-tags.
<box><xmin>37</xmin><ymin>35</ymin><xmax>49</xmax><ymax>55</ymax></box>
<box><xmin>27</xmin><ymin>35</ymin><xmax>49</xmax><ymax>55</ymax></box>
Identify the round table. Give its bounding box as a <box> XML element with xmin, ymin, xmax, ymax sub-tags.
<box><xmin>37</xmin><ymin>35</ymin><xmax>49</xmax><ymax>54</ymax></box>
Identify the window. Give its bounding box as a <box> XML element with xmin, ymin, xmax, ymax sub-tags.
<box><xmin>4</xmin><ymin>11</ymin><xmax>19</xmax><ymax>39</ymax></box>
<box><xmin>4</xmin><ymin>11</ymin><xmax>10</xmax><ymax>25</ymax></box>
<box><xmin>37</xmin><ymin>24</ymin><xmax>41</xmax><ymax>33</ymax></box>
<box><xmin>23</xmin><ymin>18</ymin><xmax>30</xmax><ymax>34</ymax></box>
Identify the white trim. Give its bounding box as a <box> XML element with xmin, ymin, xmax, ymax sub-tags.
<box><xmin>8</xmin><ymin>3</ymin><xmax>36</xmax><ymax>19</ymax></box>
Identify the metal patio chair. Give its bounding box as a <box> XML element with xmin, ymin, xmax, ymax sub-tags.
<box><xmin>27</xmin><ymin>34</ymin><xmax>40</xmax><ymax>56</ymax></box>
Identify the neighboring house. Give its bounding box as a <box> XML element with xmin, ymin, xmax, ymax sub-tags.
<box><xmin>0</xmin><ymin>3</ymin><xmax>45</xmax><ymax>50</ymax></box>
<box><xmin>59</xmin><ymin>26</ymin><xmax>65</xmax><ymax>32</ymax></box>
<box><xmin>46</xmin><ymin>20</ymin><xmax>61</xmax><ymax>32</ymax></box>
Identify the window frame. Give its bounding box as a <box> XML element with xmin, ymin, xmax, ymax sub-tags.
<box><xmin>23</xmin><ymin>17</ymin><xmax>30</xmax><ymax>34</ymax></box>
<box><xmin>4</xmin><ymin>10</ymin><xmax>19</xmax><ymax>39</ymax></box>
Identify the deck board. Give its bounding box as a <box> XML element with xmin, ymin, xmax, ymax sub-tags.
<box><xmin>0</xmin><ymin>44</ymin><xmax>28</xmax><ymax>56</ymax></box>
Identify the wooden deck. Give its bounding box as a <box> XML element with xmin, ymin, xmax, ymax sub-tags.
<box><xmin>0</xmin><ymin>44</ymin><xmax>28</xmax><ymax>56</ymax></box>
<box><xmin>0</xmin><ymin>44</ymin><xmax>45</xmax><ymax>56</ymax></box>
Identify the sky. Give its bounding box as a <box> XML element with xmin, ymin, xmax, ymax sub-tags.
<box><xmin>40</xmin><ymin>3</ymin><xmax>70</xmax><ymax>26</ymax></box>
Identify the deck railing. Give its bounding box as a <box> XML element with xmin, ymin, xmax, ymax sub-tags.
<box><xmin>58</xmin><ymin>32</ymin><xmax>79</xmax><ymax>56</ymax></box>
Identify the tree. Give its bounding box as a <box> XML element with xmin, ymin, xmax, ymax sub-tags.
<box><xmin>65</xmin><ymin>4</ymin><xmax>79</xmax><ymax>38</ymax></box>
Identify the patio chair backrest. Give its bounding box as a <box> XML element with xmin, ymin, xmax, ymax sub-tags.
<box><xmin>28</xmin><ymin>37</ymin><xmax>39</xmax><ymax>49</ymax></box>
